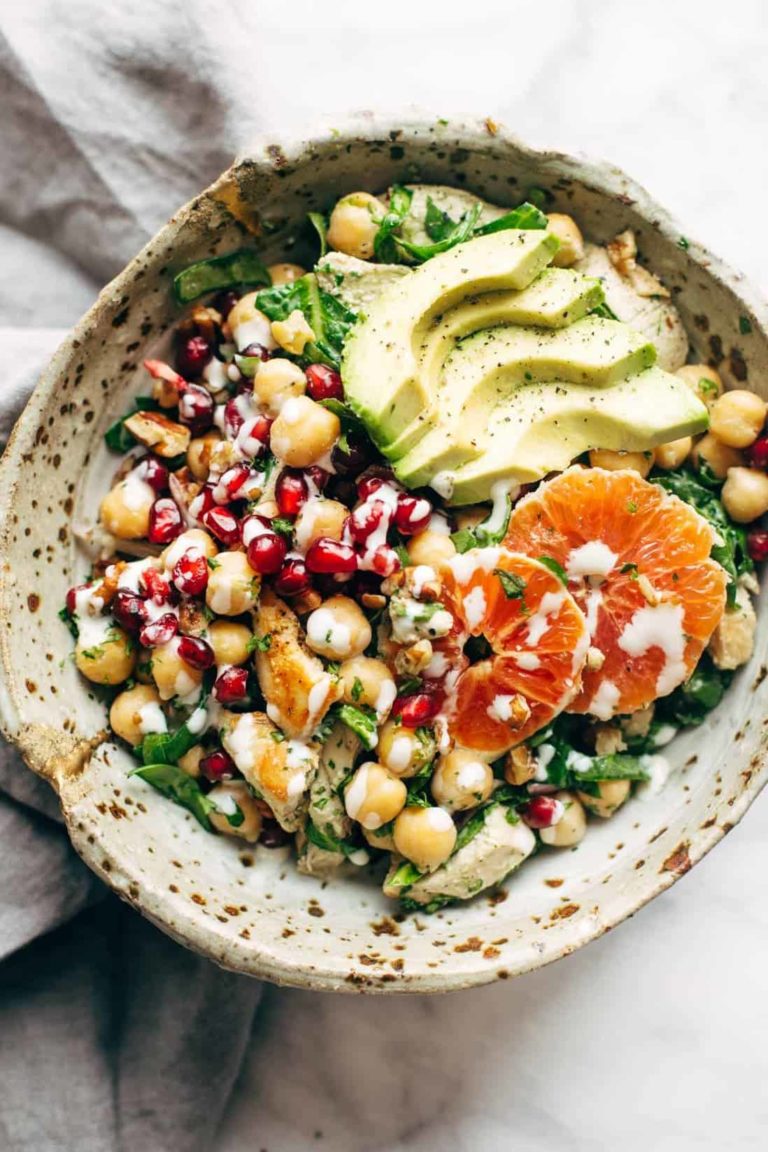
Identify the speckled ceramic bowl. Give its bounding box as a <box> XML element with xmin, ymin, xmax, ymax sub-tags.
<box><xmin>1</xmin><ymin>115</ymin><xmax>767</xmax><ymax>993</ymax></box>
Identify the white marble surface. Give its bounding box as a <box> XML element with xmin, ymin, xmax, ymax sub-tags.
<box><xmin>212</xmin><ymin>2</ymin><xmax>768</xmax><ymax>1149</ymax></box>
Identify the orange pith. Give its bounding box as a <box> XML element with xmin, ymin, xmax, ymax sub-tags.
<box><xmin>503</xmin><ymin>467</ymin><xmax>728</xmax><ymax>719</ymax></box>
<box><xmin>437</xmin><ymin>549</ymin><xmax>590</xmax><ymax>754</ymax></box>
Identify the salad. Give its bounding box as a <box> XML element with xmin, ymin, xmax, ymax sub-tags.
<box><xmin>63</xmin><ymin>183</ymin><xmax>766</xmax><ymax>913</ymax></box>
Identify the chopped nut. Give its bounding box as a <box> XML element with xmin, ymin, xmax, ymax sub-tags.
<box><xmin>606</xmin><ymin>229</ymin><xmax>669</xmax><ymax>298</ymax></box>
<box><xmin>621</xmin><ymin>704</ymin><xmax>654</xmax><ymax>739</ymax></box>
<box><xmin>709</xmin><ymin>585</ymin><xmax>756</xmax><ymax>670</ymax></box>
<box><xmin>506</xmin><ymin>694</ymin><xmax>531</xmax><ymax>730</ymax></box>
<box><xmin>637</xmin><ymin>573</ymin><xmax>661</xmax><ymax>606</ymax></box>
<box><xmin>593</xmin><ymin>725</ymin><xmax>627</xmax><ymax>756</ymax></box>
<box><xmin>381</xmin><ymin>571</ymin><xmax>405</xmax><ymax>595</ymax></box>
<box><xmin>179</xmin><ymin>599</ymin><xmax>210</xmax><ymax>636</ymax></box>
<box><xmin>271</xmin><ymin>309</ymin><xmax>315</xmax><ymax>356</ymax></box>
<box><xmin>504</xmin><ymin>745</ymin><xmax>536</xmax><ymax>785</ymax></box>
<box><xmin>586</xmin><ymin>646</ymin><xmax>606</xmax><ymax>670</ymax></box>
<box><xmin>404</xmin><ymin>567</ymin><xmax>442</xmax><ymax>602</ymax></box>
<box><xmin>361</xmin><ymin>592</ymin><xmax>387</xmax><ymax>611</ymax></box>
<box><xmin>395</xmin><ymin>639</ymin><xmax>433</xmax><ymax>676</ymax></box>
<box><xmin>169</xmin><ymin>467</ymin><xmax>202</xmax><ymax>511</ymax></box>
<box><xmin>123</xmin><ymin>411</ymin><xmax>191</xmax><ymax>458</ymax></box>
<box><xmin>208</xmin><ymin>440</ymin><xmax>240</xmax><ymax>475</ymax></box>
<box><xmin>291</xmin><ymin>588</ymin><xmax>323</xmax><ymax>615</ymax></box>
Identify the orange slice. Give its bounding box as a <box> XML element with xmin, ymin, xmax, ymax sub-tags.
<box><xmin>504</xmin><ymin>467</ymin><xmax>728</xmax><ymax>719</ymax></box>
<box><xmin>437</xmin><ymin>549</ymin><xmax>590</xmax><ymax>754</ymax></box>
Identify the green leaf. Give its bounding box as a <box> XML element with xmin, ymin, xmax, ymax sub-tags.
<box><xmin>454</xmin><ymin>805</ymin><xmax>490</xmax><ymax>852</ymax></box>
<box><xmin>335</xmin><ymin>702</ymin><xmax>379</xmax><ymax>751</ymax></box>
<box><xmin>307</xmin><ymin>211</ymin><xmax>328</xmax><ymax>258</ymax></box>
<box><xmin>396</xmin><ymin>203</ymin><xmax>481</xmax><ymax>262</ymax></box>
<box><xmin>450</xmin><ymin>494</ymin><xmax>513</xmax><ymax>553</ymax></box>
<box><xmin>247</xmin><ymin>633</ymin><xmax>272</xmax><ymax>654</ymax></box>
<box><xmin>104</xmin><ymin>396</ymin><xmax>160</xmax><ymax>453</ymax></box>
<box><xmin>255</xmin><ymin>274</ymin><xmax>357</xmax><ymax>369</ymax></box>
<box><xmin>399</xmin><ymin>894</ymin><xmax>454</xmax><ymax>914</ymax></box>
<box><xmin>140</xmin><ymin>713</ymin><xmax>203</xmax><ymax>766</ymax></box>
<box><xmin>537</xmin><ymin>555</ymin><xmax>568</xmax><ymax>585</ymax></box>
<box><xmin>739</xmin><ymin>315</ymin><xmax>753</xmax><ymax>335</ymax></box>
<box><xmin>269</xmin><ymin>517</ymin><xmax>294</xmax><ymax>540</ymax></box>
<box><xmin>494</xmin><ymin>568</ymin><xmax>526</xmax><ymax>600</ymax></box>
<box><xmin>405</xmin><ymin>775</ymin><xmax>432</xmax><ymax>808</ymax></box>
<box><xmin>172</xmin><ymin>249</ymin><xmax>271</xmax><ymax>305</ymax></box>
<box><xmin>58</xmin><ymin>605</ymin><xmax>79</xmax><ymax>639</ymax></box>
<box><xmin>373</xmin><ymin>185</ymin><xmax>413</xmax><ymax>263</ymax></box>
<box><xmin>571</xmin><ymin>753</ymin><xmax>650</xmax><ymax>783</ymax></box>
<box><xmin>424</xmin><ymin>196</ymin><xmax>458</xmax><ymax>241</ymax></box>
<box><xmin>590</xmin><ymin>301</ymin><xmax>619</xmax><ymax>321</ymax></box>
<box><xmin>473</xmin><ymin>201</ymin><xmax>548</xmax><ymax>235</ymax></box>
<box><xmin>526</xmin><ymin>187</ymin><xmax>551</xmax><ymax>210</ymax></box>
<box><xmin>387</xmin><ymin>860</ymin><xmax>423</xmax><ymax>890</ymax></box>
<box><xmin>350</xmin><ymin>676</ymin><xmax>364</xmax><ymax>703</ymax></box>
<box><xmin>656</xmin><ymin>654</ymin><xmax>730</xmax><ymax>727</ymax></box>
<box><xmin>132</xmin><ymin>763</ymin><xmax>214</xmax><ymax>830</ymax></box>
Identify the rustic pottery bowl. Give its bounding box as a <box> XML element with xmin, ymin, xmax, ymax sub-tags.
<box><xmin>1</xmin><ymin>116</ymin><xmax>767</xmax><ymax>993</ymax></box>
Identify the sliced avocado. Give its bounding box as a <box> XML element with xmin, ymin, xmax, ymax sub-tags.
<box><xmin>390</xmin><ymin>805</ymin><xmax>536</xmax><ymax>906</ymax></box>
<box><xmin>342</xmin><ymin>229</ymin><xmax>560</xmax><ymax>451</ymax></box>
<box><xmin>394</xmin><ymin>316</ymin><xmax>657</xmax><ymax>486</ymax></box>
<box><xmin>446</xmin><ymin>365</ymin><xmax>709</xmax><ymax>504</ymax></box>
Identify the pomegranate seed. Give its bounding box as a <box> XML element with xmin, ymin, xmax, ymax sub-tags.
<box><xmin>394</xmin><ymin>494</ymin><xmax>432</xmax><ymax>536</ymax></box>
<box><xmin>178</xmin><ymin>384</ymin><xmax>214</xmax><ymax>434</ymax></box>
<box><xmin>275</xmin><ymin>469</ymin><xmax>309</xmax><ymax>518</ymax></box>
<box><xmin>305</xmin><ymin>465</ymin><xmax>330</xmax><ymax>492</ymax></box>
<box><xmin>236</xmin><ymin>415</ymin><xmax>271</xmax><ymax>458</ymax></box>
<box><xmin>136</xmin><ymin>456</ymin><xmax>169</xmax><ymax>493</ymax></box>
<box><xmin>112</xmin><ymin>590</ymin><xmax>148</xmax><ymax>634</ymax></box>
<box><xmin>240</xmin><ymin>341</ymin><xmax>270</xmax><ymax>361</ymax></box>
<box><xmin>746</xmin><ymin>435</ymin><xmax>768</xmax><ymax>470</ymax></box>
<box><xmin>177</xmin><ymin>334</ymin><xmax>212</xmax><ymax>377</ymax></box>
<box><xmin>747</xmin><ymin>529</ymin><xmax>768</xmax><ymax>562</ymax></box>
<box><xmin>215</xmin><ymin>290</ymin><xmax>240</xmax><ymax>319</ymax></box>
<box><xmin>202</xmin><ymin>506</ymin><xmax>240</xmax><ymax>546</ymax></box>
<box><xmin>65</xmin><ymin>584</ymin><xmax>88</xmax><ymax>614</ymax></box>
<box><xmin>330</xmin><ymin>433</ymin><xmax>367</xmax><ymax>476</ymax></box>
<box><xmin>305</xmin><ymin>363</ymin><xmax>344</xmax><ymax>402</ymax></box>
<box><xmin>200</xmin><ymin>749</ymin><xmax>236</xmax><ymax>782</ymax></box>
<box><xmin>177</xmin><ymin>635</ymin><xmax>215</xmax><ymax>670</ymax></box>
<box><xmin>391</xmin><ymin>692</ymin><xmax>442</xmax><ymax>728</ymax></box>
<box><xmin>189</xmin><ymin>486</ymin><xmax>215</xmax><ymax>522</ymax></box>
<box><xmin>224</xmin><ymin>397</ymin><xmax>246</xmax><ymax>438</ymax></box>
<box><xmin>306</xmin><ymin>538</ymin><xmax>358</xmax><ymax>574</ymax></box>
<box><xmin>521</xmin><ymin>795</ymin><xmax>563</xmax><ymax>829</ymax></box>
<box><xmin>274</xmin><ymin>557</ymin><xmax>311</xmax><ymax>596</ymax></box>
<box><xmin>357</xmin><ymin>475</ymin><xmax>387</xmax><ymax>501</ymax></box>
<box><xmin>141</xmin><ymin>567</ymin><xmax>173</xmax><ymax>604</ymax></box>
<box><xmin>139</xmin><ymin>612</ymin><xmax>179</xmax><ymax>648</ymax></box>
<box><xmin>247</xmin><ymin>531</ymin><xmax>288</xmax><ymax>575</ymax></box>
<box><xmin>259</xmin><ymin>818</ymin><xmax>291</xmax><ymax>848</ymax></box>
<box><xmin>348</xmin><ymin>500</ymin><xmax>386</xmax><ymax>543</ymax></box>
<box><xmin>148</xmin><ymin>498</ymin><xmax>183</xmax><ymax>544</ymax></box>
<box><xmin>371</xmin><ymin>545</ymin><xmax>401</xmax><ymax>577</ymax></box>
<box><xmin>214</xmin><ymin>666</ymin><xmax>249</xmax><ymax>703</ymax></box>
<box><xmin>172</xmin><ymin>552</ymin><xmax>209</xmax><ymax>596</ymax></box>
<box><xmin>214</xmin><ymin>463</ymin><xmax>251</xmax><ymax>503</ymax></box>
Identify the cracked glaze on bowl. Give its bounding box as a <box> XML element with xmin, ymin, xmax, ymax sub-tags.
<box><xmin>1</xmin><ymin>115</ymin><xmax>767</xmax><ymax>993</ymax></box>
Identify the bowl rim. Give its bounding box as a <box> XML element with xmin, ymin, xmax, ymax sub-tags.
<box><xmin>2</xmin><ymin>112</ymin><xmax>767</xmax><ymax>993</ymax></box>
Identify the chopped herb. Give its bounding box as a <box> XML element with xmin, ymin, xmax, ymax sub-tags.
<box><xmin>526</xmin><ymin>186</ymin><xmax>550</xmax><ymax>210</ymax></box>
<box><xmin>537</xmin><ymin>555</ymin><xmax>568</xmax><ymax>585</ymax></box>
<box><xmin>454</xmin><ymin>805</ymin><xmax>490</xmax><ymax>852</ymax></box>
<box><xmin>207</xmin><ymin>557</ymin><xmax>221</xmax><ymax>570</ymax></box>
<box><xmin>399</xmin><ymin>894</ymin><xmax>454</xmax><ymax>914</ymax></box>
<box><xmin>373</xmin><ymin>184</ymin><xmax>413</xmax><ymax>263</ymax></box>
<box><xmin>247</xmin><ymin>633</ymin><xmax>272</xmax><ymax>654</ymax></box>
<box><xmin>494</xmin><ymin>568</ymin><xmax>526</xmax><ymax>600</ymax></box>
<box><xmin>397</xmin><ymin>674</ymin><xmax>423</xmax><ymax>695</ymax></box>
<box><xmin>255</xmin><ymin>274</ymin><xmax>357</xmax><ymax>370</ymax></box>
<box><xmin>620</xmin><ymin>562</ymin><xmax>639</xmax><ymax>578</ymax></box>
<box><xmin>335</xmin><ymin>702</ymin><xmax>378</xmax><ymax>751</ymax></box>
<box><xmin>590</xmin><ymin>301</ymin><xmax>619</xmax><ymax>321</ymax></box>
<box><xmin>396</xmin><ymin>203</ymin><xmax>481</xmax><ymax>262</ymax></box>
<box><xmin>307</xmin><ymin>211</ymin><xmax>328</xmax><ymax>258</ymax></box>
<box><xmin>677</xmin><ymin>236</ymin><xmax>690</xmax><ymax>250</ymax></box>
<box><xmin>387</xmin><ymin>859</ymin><xmax>423</xmax><ymax>890</ymax></box>
<box><xmin>698</xmin><ymin>377</ymin><xmax>720</xmax><ymax>399</ymax></box>
<box><xmin>424</xmin><ymin>196</ymin><xmax>459</xmax><ymax>242</ymax></box>
<box><xmin>473</xmin><ymin>201</ymin><xmax>548</xmax><ymax>236</ymax></box>
<box><xmin>104</xmin><ymin>395</ymin><xmax>160</xmax><ymax>453</ymax></box>
<box><xmin>627</xmin><ymin>500</ymin><xmax>638</xmax><ymax>514</ymax></box>
<box><xmin>172</xmin><ymin>249</ymin><xmax>271</xmax><ymax>305</ymax></box>
<box><xmin>140</xmin><ymin>710</ymin><xmax>205</xmax><ymax>766</ymax></box>
<box><xmin>58</xmin><ymin>605</ymin><xmax>79</xmax><ymax>639</ymax></box>
<box><xmin>270</xmin><ymin>729</ymin><xmax>286</xmax><ymax>743</ymax></box>
<box><xmin>269</xmin><ymin>517</ymin><xmax>294</xmax><ymax>539</ymax></box>
<box><xmin>305</xmin><ymin>820</ymin><xmax>359</xmax><ymax>857</ymax></box>
<box><xmin>656</xmin><ymin>654</ymin><xmax>730</xmax><ymax>727</ymax></box>
<box><xmin>350</xmin><ymin>676</ymin><xmax>364</xmax><ymax>703</ymax></box>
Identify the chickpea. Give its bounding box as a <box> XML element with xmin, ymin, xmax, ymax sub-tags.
<box><xmin>187</xmin><ymin>431</ymin><xmax>222</xmax><ymax>481</ymax></box>
<box><xmin>344</xmin><ymin>761</ymin><xmax>407</xmax><ymax>830</ymax></box>
<box><xmin>709</xmin><ymin>389</ymin><xmax>767</xmax><ymax>449</ymax></box>
<box><xmin>270</xmin><ymin>396</ymin><xmax>340</xmax><ymax>468</ymax></box>
<box><xmin>407</xmin><ymin>530</ymin><xmax>456</xmax><ymax>568</ymax></box>
<box><xmin>178</xmin><ymin>744</ymin><xmax>205</xmax><ymax>778</ymax></box>
<box><xmin>547</xmin><ymin>213</ymin><xmax>585</xmax><ymax>268</ymax></box>
<box><xmin>305</xmin><ymin>595</ymin><xmax>371</xmax><ymax>660</ymax></box>
<box><xmin>339</xmin><ymin>656</ymin><xmax>396</xmax><ymax>718</ymax></box>
<box><xmin>162</xmin><ymin>528</ymin><xmax>218</xmax><ymax>571</ymax></box>
<box><xmin>208</xmin><ymin>781</ymin><xmax>263</xmax><ymax>842</ymax></box>
<box><xmin>393</xmin><ymin>805</ymin><xmax>457</xmax><ymax>871</ymax></box>
<box><xmin>378</xmin><ymin>720</ymin><xmax>436</xmax><ymax>778</ymax></box>
<box><xmin>654</xmin><ymin>436</ymin><xmax>693</xmax><ymax>470</ymax></box>
<box><xmin>431</xmin><ymin>749</ymin><xmax>494</xmax><ymax>812</ymax></box>
<box><xmin>253</xmin><ymin>358</ymin><xmax>306</xmax><ymax>416</ymax></box>
<box><xmin>675</xmin><ymin>363</ymin><xmax>723</xmax><ymax>409</ymax></box>
<box><xmin>226</xmin><ymin>292</ymin><xmax>276</xmax><ymax>352</ymax></box>
<box><xmin>151</xmin><ymin>638</ymin><xmax>204</xmax><ymax>701</ymax></box>
<box><xmin>267</xmin><ymin>262</ymin><xmax>306</xmax><ymax>287</ymax></box>
<box><xmin>100</xmin><ymin>476</ymin><xmax>154</xmax><ymax>540</ymax></box>
<box><xmin>76</xmin><ymin>627</ymin><xmax>135</xmax><ymax>685</ymax></box>
<box><xmin>206</xmin><ymin>551</ymin><xmax>261</xmax><ymax>617</ymax></box>
<box><xmin>271</xmin><ymin>309</ymin><xmax>316</xmax><ymax>356</ymax></box>
<box><xmin>109</xmin><ymin>683</ymin><xmax>164</xmax><ymax>747</ymax></box>
<box><xmin>577</xmin><ymin>779</ymin><xmax>631</xmax><ymax>819</ymax></box>
<box><xmin>588</xmin><ymin>449</ymin><xmax>653</xmax><ymax>477</ymax></box>
<box><xmin>721</xmin><ymin>466</ymin><xmax>768</xmax><ymax>523</ymax></box>
<box><xmin>327</xmin><ymin>191</ymin><xmax>383</xmax><ymax>260</ymax></box>
<box><xmin>294</xmin><ymin>498</ymin><xmax>348</xmax><ymax>551</ymax></box>
<box><xmin>208</xmin><ymin>620</ymin><xmax>253</xmax><ymax>666</ymax></box>
<box><xmin>539</xmin><ymin>791</ymin><xmax>587</xmax><ymax>848</ymax></box>
<box><xmin>691</xmin><ymin>432</ymin><xmax>743</xmax><ymax>479</ymax></box>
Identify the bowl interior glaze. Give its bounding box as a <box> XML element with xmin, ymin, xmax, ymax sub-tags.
<box><xmin>1</xmin><ymin>117</ymin><xmax>767</xmax><ymax>992</ymax></box>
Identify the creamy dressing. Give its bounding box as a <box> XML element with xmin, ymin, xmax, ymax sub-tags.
<box><xmin>484</xmin><ymin>480</ymin><xmax>519</xmax><ymax>537</ymax></box>
<box><xmin>566</xmin><ymin>541</ymin><xmax>618</xmax><ymax>581</ymax></box>
<box><xmin>423</xmin><ymin>650</ymin><xmax>450</xmax><ymax>679</ymax></box>
<box><xmin>584</xmin><ymin>588</ymin><xmax>603</xmax><ymax>639</ymax></box>
<box><xmin>307</xmin><ymin>607</ymin><xmax>352</xmax><ymax>658</ymax></box>
<box><xmin>565</xmin><ymin>749</ymin><xmax>594</xmax><ymax>774</ymax></box>
<box><xmin>307</xmin><ymin>674</ymin><xmax>333</xmax><ymax>723</ymax></box>
<box><xmin>446</xmin><ymin>546</ymin><xmax>501</xmax><ymax>585</ymax></box>
<box><xmin>374</xmin><ymin>678</ymin><xmax>397</xmax><ymax>719</ymax></box>
<box><xmin>430</xmin><ymin>470</ymin><xmax>456</xmax><ymax>500</ymax></box>
<box><xmin>389</xmin><ymin>595</ymin><xmax>453</xmax><ymax>644</ymax></box>
<box><xmin>116</xmin><ymin>557</ymin><xmax>156</xmax><ymax>593</ymax></box>
<box><xmin>534</xmin><ymin>742</ymin><xmax>556</xmax><ymax>781</ymax></box>
<box><xmin>344</xmin><ymin>763</ymin><xmax>370</xmax><ymax>821</ymax></box>
<box><xmin>651</xmin><ymin>723</ymin><xmax>678</xmax><ymax>748</ymax></box>
<box><xmin>224</xmin><ymin>713</ymin><xmax>259</xmax><ymax>773</ymax></box>
<box><xmin>231</xmin><ymin>314</ymin><xmax>275</xmax><ymax>354</ymax></box>
<box><xmin>524</xmin><ymin>591</ymin><xmax>565</xmax><ymax>647</ymax></box>
<box><xmin>209</xmin><ymin>786</ymin><xmax>239</xmax><ymax>816</ymax></box>
<box><xmin>120</xmin><ymin>471</ymin><xmax>154</xmax><ymax>512</ymax></box>
<box><xmin>486</xmin><ymin>694</ymin><xmax>516</xmax><ymax>723</ymax></box>
<box><xmin>137</xmin><ymin>701</ymin><xmax>168</xmax><ymax>736</ymax></box>
<box><xmin>425</xmin><ymin>807</ymin><xmax>454</xmax><ymax>832</ymax></box>
<box><xmin>456</xmin><ymin>759</ymin><xmax>488</xmax><ymax>793</ymax></box>
<box><xmin>512</xmin><ymin>651</ymin><xmax>540</xmax><ymax>671</ymax></box>
<box><xmin>618</xmin><ymin>602</ymin><xmax>687</xmax><ymax>696</ymax></box>
<box><xmin>74</xmin><ymin>585</ymin><xmax>114</xmax><ymax>650</ymax></box>
<box><xmin>590</xmin><ymin>679</ymin><xmax>621</xmax><ymax>720</ymax></box>
<box><xmin>410</xmin><ymin>565</ymin><xmax>437</xmax><ymax>598</ymax></box>
<box><xmin>463</xmin><ymin>585</ymin><xmax>487</xmax><ymax>630</ymax></box>
<box><xmin>383</xmin><ymin>735</ymin><xmax>413</xmax><ymax>773</ymax></box>
<box><xmin>636</xmin><ymin>753</ymin><xmax>672</xmax><ymax>798</ymax></box>
<box><xmin>203</xmin><ymin>357</ymin><xmax>231</xmax><ymax>391</ymax></box>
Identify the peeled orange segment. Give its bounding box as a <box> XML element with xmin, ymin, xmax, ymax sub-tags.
<box><xmin>440</xmin><ymin>549</ymin><xmax>590</xmax><ymax>754</ymax></box>
<box><xmin>504</xmin><ymin>467</ymin><xmax>728</xmax><ymax>719</ymax></box>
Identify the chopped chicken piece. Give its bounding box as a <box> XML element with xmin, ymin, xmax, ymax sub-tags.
<box><xmin>219</xmin><ymin>709</ymin><xmax>317</xmax><ymax>832</ymax></box>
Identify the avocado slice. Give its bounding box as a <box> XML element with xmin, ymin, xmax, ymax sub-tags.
<box><xmin>387</xmin><ymin>805</ymin><xmax>536</xmax><ymax>906</ymax></box>
<box><xmin>342</xmin><ymin>229</ymin><xmax>560</xmax><ymax>451</ymax></box>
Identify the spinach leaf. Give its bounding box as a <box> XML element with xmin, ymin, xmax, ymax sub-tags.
<box><xmin>451</xmin><ymin>493</ymin><xmax>513</xmax><ymax>553</ymax></box>
<box><xmin>132</xmin><ymin>763</ymin><xmax>215</xmax><ymax>830</ymax></box>
<box><xmin>652</xmin><ymin>466</ymin><xmax>753</xmax><ymax>608</ymax></box>
<box><xmin>373</xmin><ymin>185</ymin><xmax>413</xmax><ymax>263</ymax></box>
<box><xmin>424</xmin><ymin>197</ymin><xmax>458</xmax><ymax>241</ymax></box>
<box><xmin>395</xmin><ymin>203</ymin><xmax>481</xmax><ymax>263</ymax></box>
<box><xmin>572</xmin><ymin>753</ymin><xmax>650</xmax><ymax>783</ymax></box>
<box><xmin>172</xmin><ymin>250</ymin><xmax>271</xmax><ymax>305</ymax></box>
<box><xmin>256</xmin><ymin>274</ymin><xmax>357</xmax><ymax>369</ymax></box>
<box><xmin>140</xmin><ymin>708</ymin><xmax>206</xmax><ymax>766</ymax></box>
<box><xmin>307</xmin><ymin>211</ymin><xmax>328</xmax><ymax>258</ymax></box>
<box><xmin>473</xmin><ymin>201</ymin><xmax>548</xmax><ymax>235</ymax></box>
<box><xmin>58</xmin><ymin>605</ymin><xmax>79</xmax><ymax>639</ymax></box>
<box><xmin>305</xmin><ymin>819</ymin><xmax>359</xmax><ymax>856</ymax></box>
<box><xmin>104</xmin><ymin>396</ymin><xmax>160</xmax><ymax>453</ymax></box>
<box><xmin>399</xmin><ymin>893</ymin><xmax>453</xmax><ymax>914</ymax></box>
<box><xmin>387</xmin><ymin>859</ymin><xmax>423</xmax><ymax>890</ymax></box>
<box><xmin>454</xmin><ymin>805</ymin><xmax>491</xmax><ymax>852</ymax></box>
<box><xmin>494</xmin><ymin>568</ymin><xmax>526</xmax><ymax>600</ymax></box>
<box><xmin>525</xmin><ymin>719</ymin><xmax>650</xmax><ymax>790</ymax></box>
<box><xmin>590</xmin><ymin>301</ymin><xmax>619</xmax><ymax>321</ymax></box>
<box><xmin>537</xmin><ymin>555</ymin><xmax>568</xmax><ymax>585</ymax></box>
<box><xmin>656</xmin><ymin>654</ymin><xmax>730</xmax><ymax>727</ymax></box>
<box><xmin>335</xmin><ymin>702</ymin><xmax>379</xmax><ymax>751</ymax></box>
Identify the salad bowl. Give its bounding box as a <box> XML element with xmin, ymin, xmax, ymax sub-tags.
<box><xmin>1</xmin><ymin>115</ymin><xmax>767</xmax><ymax>993</ymax></box>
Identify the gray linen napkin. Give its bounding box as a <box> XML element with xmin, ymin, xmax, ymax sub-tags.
<box><xmin>0</xmin><ymin>8</ymin><xmax>266</xmax><ymax>1149</ymax></box>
